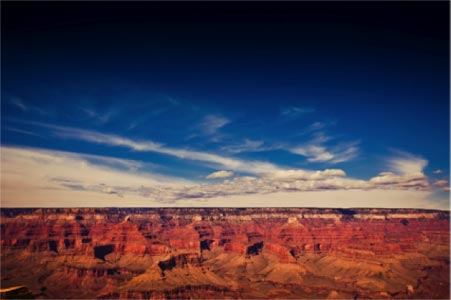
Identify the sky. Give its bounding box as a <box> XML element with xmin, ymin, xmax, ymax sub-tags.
<box><xmin>1</xmin><ymin>2</ymin><xmax>450</xmax><ymax>209</ymax></box>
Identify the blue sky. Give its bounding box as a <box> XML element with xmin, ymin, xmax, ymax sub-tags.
<box><xmin>1</xmin><ymin>2</ymin><xmax>449</xmax><ymax>208</ymax></box>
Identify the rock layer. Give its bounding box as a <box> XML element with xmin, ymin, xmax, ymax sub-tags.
<box><xmin>1</xmin><ymin>208</ymin><xmax>449</xmax><ymax>299</ymax></box>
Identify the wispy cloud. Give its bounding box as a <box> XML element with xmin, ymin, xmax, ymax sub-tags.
<box><xmin>9</xmin><ymin>97</ymin><xmax>49</xmax><ymax>115</ymax></box>
<box><xmin>280</xmin><ymin>106</ymin><xmax>315</xmax><ymax>118</ymax></box>
<box><xmin>9</xmin><ymin>97</ymin><xmax>27</xmax><ymax>111</ymax></box>
<box><xmin>33</xmin><ymin>122</ymin><xmax>281</xmax><ymax>174</ymax></box>
<box><xmin>79</xmin><ymin>107</ymin><xmax>99</xmax><ymax>118</ymax></box>
<box><xmin>388</xmin><ymin>150</ymin><xmax>428</xmax><ymax>175</ymax></box>
<box><xmin>291</xmin><ymin>145</ymin><xmax>334</xmax><ymax>162</ymax></box>
<box><xmin>290</xmin><ymin>140</ymin><xmax>359</xmax><ymax>164</ymax></box>
<box><xmin>79</xmin><ymin>107</ymin><xmax>117</xmax><ymax>124</ymax></box>
<box><xmin>220</xmin><ymin>139</ymin><xmax>274</xmax><ymax>154</ymax></box>
<box><xmin>433</xmin><ymin>169</ymin><xmax>444</xmax><ymax>174</ymax></box>
<box><xmin>302</xmin><ymin>122</ymin><xmax>326</xmax><ymax>134</ymax></box>
<box><xmin>199</xmin><ymin>115</ymin><xmax>230</xmax><ymax>135</ymax></box>
<box><xmin>123</xmin><ymin>95</ymin><xmax>182</xmax><ymax>130</ymax></box>
<box><xmin>369</xmin><ymin>151</ymin><xmax>429</xmax><ymax>190</ymax></box>
<box><xmin>206</xmin><ymin>170</ymin><xmax>234</xmax><ymax>179</ymax></box>
<box><xmin>3</xmin><ymin>127</ymin><xmax>43</xmax><ymax>138</ymax></box>
<box><xmin>291</xmin><ymin>122</ymin><xmax>332</xmax><ymax>138</ymax></box>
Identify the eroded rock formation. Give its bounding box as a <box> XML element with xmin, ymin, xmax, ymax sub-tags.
<box><xmin>1</xmin><ymin>208</ymin><xmax>449</xmax><ymax>299</ymax></box>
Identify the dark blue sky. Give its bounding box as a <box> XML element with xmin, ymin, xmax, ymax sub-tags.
<box><xmin>1</xmin><ymin>2</ymin><xmax>449</xmax><ymax>207</ymax></box>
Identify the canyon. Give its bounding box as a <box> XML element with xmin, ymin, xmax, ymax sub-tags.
<box><xmin>1</xmin><ymin>208</ymin><xmax>449</xmax><ymax>299</ymax></box>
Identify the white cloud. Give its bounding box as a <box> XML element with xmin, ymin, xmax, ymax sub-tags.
<box><xmin>1</xmin><ymin>146</ymin><xmax>191</xmax><ymax>207</ymax></box>
<box><xmin>153</xmin><ymin>169</ymin><xmax>369</xmax><ymax>203</ymax></box>
<box><xmin>369</xmin><ymin>151</ymin><xmax>430</xmax><ymax>190</ymax></box>
<box><xmin>388</xmin><ymin>151</ymin><xmax>428</xmax><ymax>175</ymax></box>
<box><xmin>291</xmin><ymin>145</ymin><xmax>334</xmax><ymax>162</ymax></box>
<box><xmin>433</xmin><ymin>169</ymin><xmax>444</xmax><ymax>174</ymax></box>
<box><xmin>199</xmin><ymin>115</ymin><xmax>230</xmax><ymax>135</ymax></box>
<box><xmin>369</xmin><ymin>172</ymin><xmax>428</xmax><ymax>189</ymax></box>
<box><xmin>1</xmin><ymin>146</ymin><xmax>441</xmax><ymax>208</ymax></box>
<box><xmin>206</xmin><ymin>170</ymin><xmax>234</xmax><ymax>179</ymax></box>
<box><xmin>290</xmin><ymin>141</ymin><xmax>359</xmax><ymax>164</ymax></box>
<box><xmin>330</xmin><ymin>143</ymin><xmax>360</xmax><ymax>163</ymax></box>
<box><xmin>262</xmin><ymin>169</ymin><xmax>346</xmax><ymax>181</ymax></box>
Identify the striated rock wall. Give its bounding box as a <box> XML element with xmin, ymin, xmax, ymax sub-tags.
<box><xmin>1</xmin><ymin>208</ymin><xmax>449</xmax><ymax>299</ymax></box>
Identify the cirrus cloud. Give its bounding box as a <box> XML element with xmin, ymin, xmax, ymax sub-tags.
<box><xmin>30</xmin><ymin>122</ymin><xmax>281</xmax><ymax>174</ymax></box>
<box><xmin>199</xmin><ymin>115</ymin><xmax>230</xmax><ymax>135</ymax></box>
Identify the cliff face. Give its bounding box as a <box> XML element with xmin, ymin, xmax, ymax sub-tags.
<box><xmin>1</xmin><ymin>208</ymin><xmax>449</xmax><ymax>299</ymax></box>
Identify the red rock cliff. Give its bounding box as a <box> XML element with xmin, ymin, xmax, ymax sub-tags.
<box><xmin>1</xmin><ymin>208</ymin><xmax>449</xmax><ymax>299</ymax></box>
